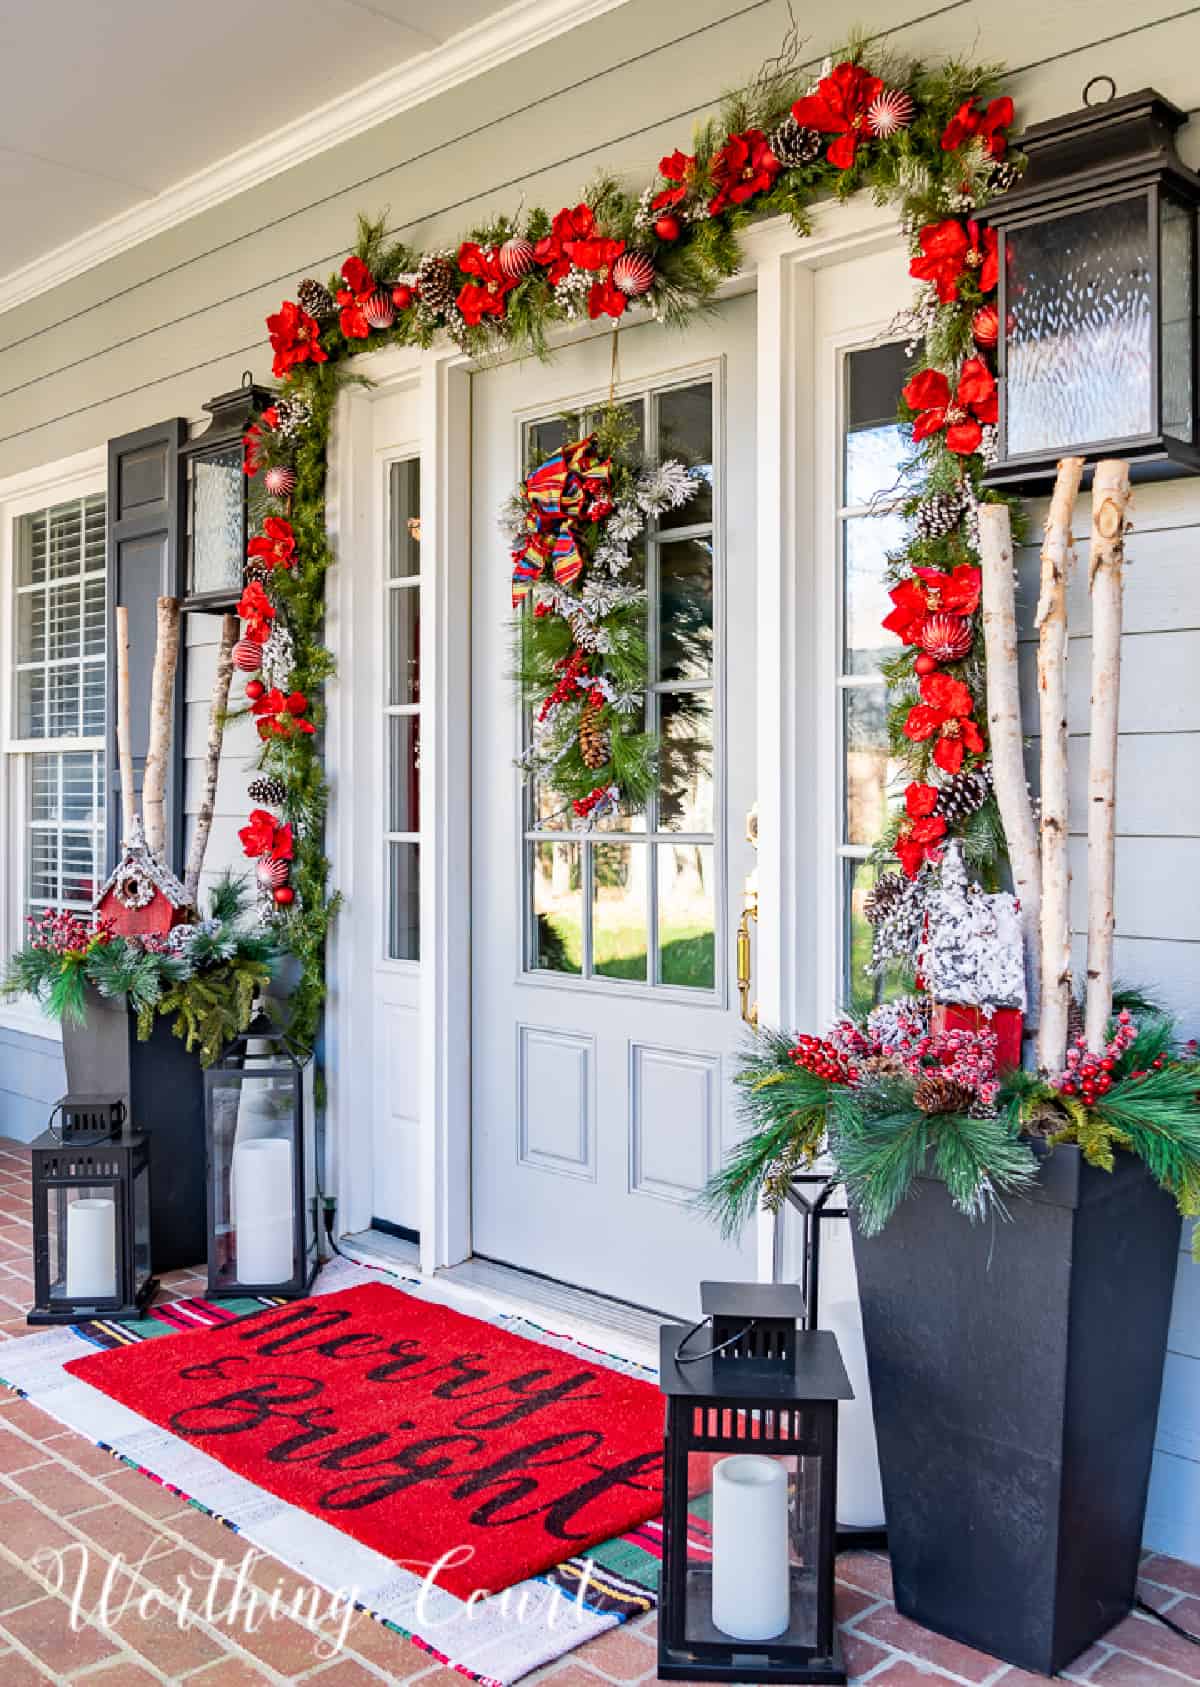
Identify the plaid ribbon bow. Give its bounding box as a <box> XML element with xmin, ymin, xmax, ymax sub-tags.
<box><xmin>511</xmin><ymin>435</ymin><xmax>612</xmax><ymax>606</ymax></box>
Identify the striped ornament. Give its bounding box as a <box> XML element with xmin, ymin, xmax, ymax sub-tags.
<box><xmin>233</xmin><ymin>638</ymin><xmax>263</xmax><ymax>673</ymax></box>
<box><xmin>499</xmin><ymin>238</ymin><xmax>536</xmax><ymax>280</ymax></box>
<box><xmin>613</xmin><ymin>252</ymin><xmax>655</xmax><ymax>297</ymax></box>
<box><xmin>363</xmin><ymin>290</ymin><xmax>395</xmax><ymax>330</ymax></box>
<box><xmin>256</xmin><ymin>856</ymin><xmax>290</xmax><ymax>890</ymax></box>
<box><xmin>263</xmin><ymin>465</ymin><xmax>295</xmax><ymax>499</ymax></box>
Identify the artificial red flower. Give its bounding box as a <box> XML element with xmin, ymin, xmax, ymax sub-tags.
<box><xmin>247</xmin><ymin>516</ymin><xmax>297</xmax><ymax>572</ymax></box>
<box><xmin>903</xmin><ymin>672</ymin><xmax>985</xmax><ymax>774</ymax></box>
<box><xmin>252</xmin><ymin>688</ymin><xmax>316</xmax><ymax>740</ymax></box>
<box><xmin>882</xmin><ymin>564</ymin><xmax>982</xmax><ymax>643</ymax></box>
<box><xmin>266</xmin><ymin>301</ymin><xmax>328</xmax><ymax>379</ymax></box>
<box><xmin>790</xmin><ymin>61</ymin><xmax>885</xmax><ymax>169</ymax></box>
<box><xmin>237</xmin><ymin>579</ymin><xmax>276</xmax><ymax>644</ymax></box>
<box><xmin>941</xmin><ymin>95</ymin><xmax>1014</xmax><ymax>159</ymax></box>
<box><xmin>652</xmin><ymin>149</ymin><xmax>696</xmax><ymax>211</ymax></box>
<box><xmin>902</xmin><ymin>359</ymin><xmax>997</xmax><ymax>455</ymax></box>
<box><xmin>340</xmin><ymin>256</ymin><xmax>373</xmax><ymax>297</ymax></box>
<box><xmin>243</xmin><ymin>425</ymin><xmax>264</xmax><ymax>478</ymax></box>
<box><xmin>909</xmin><ymin>218</ymin><xmax>998</xmax><ymax>303</ymax></box>
<box><xmin>239</xmin><ymin>809</ymin><xmax>280</xmax><ymax>859</ymax></box>
<box><xmin>896</xmin><ymin>782</ymin><xmax>947</xmax><ymax>877</ymax></box>
<box><xmin>708</xmin><ymin>128</ymin><xmax>781</xmax><ymax>214</ymax></box>
<box><xmin>533</xmin><ymin>204</ymin><xmax>596</xmax><ymax>285</ymax></box>
<box><xmin>456</xmin><ymin>242</ymin><xmax>518</xmax><ymax>326</ymax></box>
<box><xmin>569</xmin><ymin>235</ymin><xmax>629</xmax><ymax>319</ymax></box>
<box><xmin>336</xmin><ymin>255</ymin><xmax>376</xmax><ymax>340</ymax></box>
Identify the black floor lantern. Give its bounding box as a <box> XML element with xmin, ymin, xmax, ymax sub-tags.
<box><xmin>204</xmin><ymin>1016</ymin><xmax>318</xmax><ymax>1299</ymax></box>
<box><xmin>980</xmin><ymin>86</ymin><xmax>1200</xmax><ymax>489</ymax></box>
<box><xmin>29</xmin><ymin>1098</ymin><xmax>156</xmax><ymax>1325</ymax></box>
<box><xmin>658</xmin><ymin>1282</ymin><xmax>853</xmax><ymax>1685</ymax></box>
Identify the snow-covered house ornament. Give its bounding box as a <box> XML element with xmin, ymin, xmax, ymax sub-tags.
<box><xmin>94</xmin><ymin>817</ymin><xmax>194</xmax><ymax>938</ymax></box>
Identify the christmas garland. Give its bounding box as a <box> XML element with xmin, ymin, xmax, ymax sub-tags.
<box><xmin>240</xmin><ymin>36</ymin><xmax>1020</xmax><ymax>1056</ymax></box>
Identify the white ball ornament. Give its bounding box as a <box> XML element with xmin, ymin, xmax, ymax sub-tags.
<box><xmin>612</xmin><ymin>252</ymin><xmax>656</xmax><ymax>298</ymax></box>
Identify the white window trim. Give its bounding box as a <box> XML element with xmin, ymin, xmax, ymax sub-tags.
<box><xmin>0</xmin><ymin>447</ymin><xmax>106</xmax><ymax>1043</ymax></box>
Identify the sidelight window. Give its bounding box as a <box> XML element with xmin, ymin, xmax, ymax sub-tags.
<box><xmin>523</xmin><ymin>380</ymin><xmax>719</xmax><ymax>992</ymax></box>
<box><xmin>385</xmin><ymin>459</ymin><xmax>421</xmax><ymax>961</ymax></box>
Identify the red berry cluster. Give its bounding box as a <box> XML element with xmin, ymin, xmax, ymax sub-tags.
<box><xmin>26</xmin><ymin>909</ymin><xmax>111</xmax><ymax>957</ymax></box>
<box><xmin>1056</xmin><ymin>1009</ymin><xmax>1138</xmax><ymax>1104</ymax></box>
<box><xmin>538</xmin><ymin>650</ymin><xmax>590</xmax><ymax>722</ymax></box>
<box><xmin>789</xmin><ymin>1035</ymin><xmax>858</xmax><ymax>1085</ymax></box>
<box><xmin>572</xmin><ymin>784</ymin><xmax>613</xmax><ymax>819</ymax></box>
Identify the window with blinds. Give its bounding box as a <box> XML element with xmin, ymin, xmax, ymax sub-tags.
<box><xmin>11</xmin><ymin>494</ymin><xmax>107</xmax><ymax>920</ymax></box>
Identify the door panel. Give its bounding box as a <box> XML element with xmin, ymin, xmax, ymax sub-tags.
<box><xmin>470</xmin><ymin>297</ymin><xmax>757</xmax><ymax>1315</ymax></box>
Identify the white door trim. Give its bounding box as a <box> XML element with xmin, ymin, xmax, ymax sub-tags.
<box><xmin>326</xmin><ymin>197</ymin><xmax>902</xmax><ymax>1282</ymax></box>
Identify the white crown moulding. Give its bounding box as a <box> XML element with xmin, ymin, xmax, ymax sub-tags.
<box><xmin>0</xmin><ymin>0</ymin><xmax>631</xmax><ymax>319</ymax></box>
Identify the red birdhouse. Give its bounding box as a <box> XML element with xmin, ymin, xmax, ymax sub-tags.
<box><xmin>94</xmin><ymin>819</ymin><xmax>194</xmax><ymax>939</ymax></box>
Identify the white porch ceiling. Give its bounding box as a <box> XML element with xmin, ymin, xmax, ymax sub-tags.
<box><xmin>0</xmin><ymin>0</ymin><xmax>627</xmax><ymax>305</ymax></box>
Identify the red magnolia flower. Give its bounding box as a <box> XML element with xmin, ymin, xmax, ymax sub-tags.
<box><xmin>252</xmin><ymin>688</ymin><xmax>316</xmax><ymax>740</ymax></box>
<box><xmin>456</xmin><ymin>242</ymin><xmax>518</xmax><ymax>326</ymax></box>
<box><xmin>238</xmin><ymin>809</ymin><xmax>293</xmax><ymax>860</ymax></box>
<box><xmin>652</xmin><ymin>150</ymin><xmax>695</xmax><ymax>211</ymax></box>
<box><xmin>570</xmin><ymin>235</ymin><xmax>628</xmax><ymax>319</ymax></box>
<box><xmin>237</xmin><ymin>579</ymin><xmax>276</xmax><ymax>644</ymax></box>
<box><xmin>909</xmin><ymin>218</ymin><xmax>998</xmax><ymax>303</ymax></box>
<box><xmin>791</xmin><ymin>61</ymin><xmax>885</xmax><ymax>169</ymax></box>
<box><xmin>266</xmin><ymin>301</ymin><xmax>328</xmax><ymax>379</ymax></box>
<box><xmin>248</xmin><ymin>516</ymin><xmax>296</xmax><ymax>572</ymax></box>
<box><xmin>883</xmin><ymin>564</ymin><xmax>982</xmax><ymax>644</ymax></box>
<box><xmin>242</xmin><ymin>406</ymin><xmax>279</xmax><ymax>478</ymax></box>
<box><xmin>337</xmin><ymin>255</ymin><xmax>376</xmax><ymax>340</ymax></box>
<box><xmin>896</xmin><ymin>782</ymin><xmax>947</xmax><ymax>878</ymax></box>
<box><xmin>903</xmin><ymin>672</ymin><xmax>985</xmax><ymax>774</ymax></box>
<box><xmin>941</xmin><ymin>95</ymin><xmax>1014</xmax><ymax>159</ymax></box>
<box><xmin>534</xmin><ymin>204</ymin><xmax>596</xmax><ymax>285</ymax></box>
<box><xmin>902</xmin><ymin>359</ymin><xmax>997</xmax><ymax>455</ymax></box>
<box><xmin>708</xmin><ymin>128</ymin><xmax>781</xmax><ymax>214</ymax></box>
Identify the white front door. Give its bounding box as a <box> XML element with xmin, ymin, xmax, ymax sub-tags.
<box><xmin>470</xmin><ymin>297</ymin><xmax>758</xmax><ymax>1315</ymax></box>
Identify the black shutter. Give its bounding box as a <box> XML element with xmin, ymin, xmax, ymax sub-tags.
<box><xmin>105</xmin><ymin>421</ymin><xmax>188</xmax><ymax>874</ymax></box>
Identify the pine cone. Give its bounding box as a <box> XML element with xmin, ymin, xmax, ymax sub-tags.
<box><xmin>417</xmin><ymin>253</ymin><xmax>457</xmax><ymax>316</ymax></box>
<box><xmin>913</xmin><ymin>1072</ymin><xmax>974</xmax><ymax>1115</ymax></box>
<box><xmin>935</xmin><ymin>764</ymin><xmax>993</xmax><ymax>825</ymax></box>
<box><xmin>914</xmin><ymin>487</ymin><xmax>967</xmax><ymax>541</ymax></box>
<box><xmin>768</xmin><ymin>115</ymin><xmax>822</xmax><ymax>167</ymax></box>
<box><xmin>247</xmin><ymin>776</ymin><xmax>286</xmax><ymax>808</ymax></box>
<box><xmin>864</xmin><ymin>872</ymin><xmax>906</xmax><ymax>925</ymax></box>
<box><xmin>297</xmin><ymin>278</ymin><xmax>335</xmax><ymax>321</ymax></box>
<box><xmin>578</xmin><ymin>698</ymin><xmax>611</xmax><ymax>770</ymax></box>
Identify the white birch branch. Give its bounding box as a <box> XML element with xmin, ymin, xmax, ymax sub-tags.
<box><xmin>142</xmin><ymin>596</ymin><xmax>181</xmax><ymax>859</ymax></box>
<box><xmin>979</xmin><ymin>501</ymin><xmax>1041</xmax><ymax>1036</ymax></box>
<box><xmin>114</xmin><ymin>604</ymin><xmax>137</xmax><ymax>849</ymax></box>
<box><xmin>1036</xmin><ymin>456</ymin><xmax>1084</xmax><ymax>1073</ymax></box>
<box><xmin>1085</xmin><ymin>460</ymin><xmax>1131</xmax><ymax>1051</ymax></box>
<box><xmin>184</xmin><ymin>612</ymin><xmax>237</xmax><ymax>906</ymax></box>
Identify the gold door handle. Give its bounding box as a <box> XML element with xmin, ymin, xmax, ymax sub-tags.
<box><xmin>736</xmin><ymin>887</ymin><xmax>758</xmax><ymax>1028</ymax></box>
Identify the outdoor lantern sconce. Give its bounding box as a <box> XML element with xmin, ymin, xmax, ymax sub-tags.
<box><xmin>204</xmin><ymin>1014</ymin><xmax>318</xmax><ymax>1299</ymax></box>
<box><xmin>181</xmin><ymin>371</ymin><xmax>274</xmax><ymax>610</ymax></box>
<box><xmin>979</xmin><ymin>87</ymin><xmax>1200</xmax><ymax>490</ymax></box>
<box><xmin>658</xmin><ymin>1282</ymin><xmax>853</xmax><ymax>1684</ymax></box>
<box><xmin>29</xmin><ymin>1099</ymin><xmax>155</xmax><ymax>1325</ymax></box>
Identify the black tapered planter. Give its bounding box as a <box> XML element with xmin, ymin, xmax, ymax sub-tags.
<box><xmin>63</xmin><ymin>990</ymin><xmax>206</xmax><ymax>1273</ymax></box>
<box><xmin>851</xmin><ymin>1146</ymin><xmax>1181</xmax><ymax>1677</ymax></box>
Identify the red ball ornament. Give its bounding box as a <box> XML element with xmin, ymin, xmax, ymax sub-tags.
<box><xmin>499</xmin><ymin>237</ymin><xmax>536</xmax><ymax>280</ymax></box>
<box><xmin>914</xmin><ymin>651</ymin><xmax>940</xmax><ymax>677</ymax></box>
<box><xmin>972</xmin><ymin>305</ymin><xmax>1000</xmax><ymax>348</ymax></box>
<box><xmin>918</xmin><ymin>611</ymin><xmax>974</xmax><ymax>663</ymax></box>
<box><xmin>391</xmin><ymin>283</ymin><xmax>414</xmax><ymax>310</ymax></box>
<box><xmin>256</xmin><ymin>856</ymin><xmax>290</xmax><ymax>890</ymax></box>
<box><xmin>612</xmin><ymin>252</ymin><xmax>656</xmax><ymax>297</ymax></box>
<box><xmin>363</xmin><ymin>290</ymin><xmax>395</xmax><ymax>330</ymax></box>
<box><xmin>654</xmin><ymin>214</ymin><xmax>681</xmax><ymax>242</ymax></box>
<box><xmin>273</xmin><ymin>886</ymin><xmax>295</xmax><ymax>907</ymax></box>
<box><xmin>233</xmin><ymin>638</ymin><xmax>263</xmax><ymax>673</ymax></box>
<box><xmin>263</xmin><ymin>465</ymin><xmax>295</xmax><ymax>499</ymax></box>
<box><xmin>245</xmin><ymin>678</ymin><xmax>266</xmax><ymax>702</ymax></box>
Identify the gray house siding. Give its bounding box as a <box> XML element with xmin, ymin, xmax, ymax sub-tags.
<box><xmin>1</xmin><ymin>0</ymin><xmax>1199</xmax><ymax>1560</ymax></box>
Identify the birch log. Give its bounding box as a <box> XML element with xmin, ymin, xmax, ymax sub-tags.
<box><xmin>1085</xmin><ymin>460</ymin><xmax>1131</xmax><ymax>1051</ymax></box>
<box><xmin>184</xmin><ymin>613</ymin><xmax>237</xmax><ymax>906</ymax></box>
<box><xmin>979</xmin><ymin>501</ymin><xmax>1042</xmax><ymax>1033</ymax></box>
<box><xmin>114</xmin><ymin>605</ymin><xmax>137</xmax><ymax>849</ymax></box>
<box><xmin>1036</xmin><ymin>456</ymin><xmax>1085</xmax><ymax>1073</ymax></box>
<box><xmin>142</xmin><ymin>596</ymin><xmax>181</xmax><ymax>858</ymax></box>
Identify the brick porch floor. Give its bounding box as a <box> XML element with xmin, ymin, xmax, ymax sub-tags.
<box><xmin>0</xmin><ymin>1140</ymin><xmax>1192</xmax><ymax>1684</ymax></box>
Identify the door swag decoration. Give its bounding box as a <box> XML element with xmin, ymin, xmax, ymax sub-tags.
<box><xmin>241</xmin><ymin>34</ymin><xmax>1023</xmax><ymax>1053</ymax></box>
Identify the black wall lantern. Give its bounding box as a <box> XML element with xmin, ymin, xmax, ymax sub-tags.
<box><xmin>658</xmin><ymin>1282</ymin><xmax>853</xmax><ymax>1684</ymax></box>
<box><xmin>204</xmin><ymin>1016</ymin><xmax>318</xmax><ymax>1299</ymax></box>
<box><xmin>979</xmin><ymin>87</ymin><xmax>1200</xmax><ymax>490</ymax></box>
<box><xmin>30</xmin><ymin>1099</ymin><xmax>155</xmax><ymax>1324</ymax></box>
<box><xmin>180</xmin><ymin>372</ymin><xmax>274</xmax><ymax>610</ymax></box>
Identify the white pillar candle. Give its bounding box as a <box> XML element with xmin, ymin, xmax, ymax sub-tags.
<box><xmin>233</xmin><ymin>1138</ymin><xmax>294</xmax><ymax>1283</ymax></box>
<box><xmin>711</xmin><ymin>1454</ymin><xmax>790</xmax><ymax>1641</ymax></box>
<box><xmin>65</xmin><ymin>1198</ymin><xmax>117</xmax><ymax>1300</ymax></box>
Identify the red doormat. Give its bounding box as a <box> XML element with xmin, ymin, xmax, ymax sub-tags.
<box><xmin>65</xmin><ymin>1281</ymin><xmax>665</xmax><ymax>1600</ymax></box>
